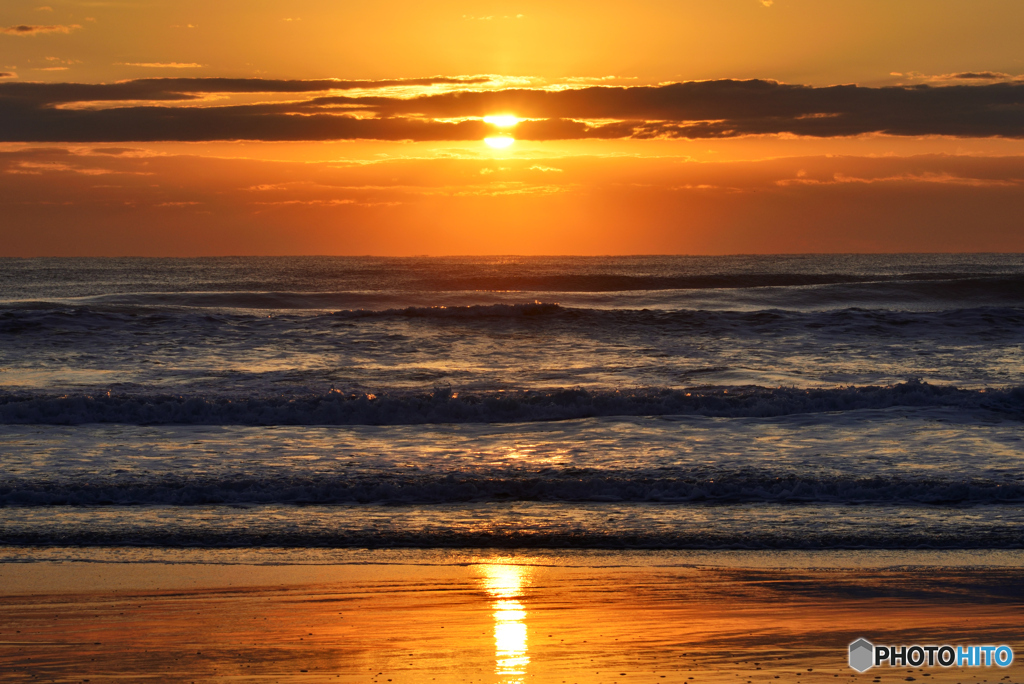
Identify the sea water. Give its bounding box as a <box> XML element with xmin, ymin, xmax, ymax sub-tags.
<box><xmin>1</xmin><ymin>255</ymin><xmax>1022</xmax><ymax>550</ymax></box>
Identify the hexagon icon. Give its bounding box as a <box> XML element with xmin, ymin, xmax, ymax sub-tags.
<box><xmin>849</xmin><ymin>638</ymin><xmax>874</xmax><ymax>672</ymax></box>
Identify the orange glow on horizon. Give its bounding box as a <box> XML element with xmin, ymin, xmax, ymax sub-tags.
<box><xmin>2</xmin><ymin>1</ymin><xmax>1024</xmax><ymax>256</ymax></box>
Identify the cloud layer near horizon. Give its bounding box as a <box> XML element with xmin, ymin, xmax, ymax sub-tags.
<box><xmin>2</xmin><ymin>78</ymin><xmax>1024</xmax><ymax>142</ymax></box>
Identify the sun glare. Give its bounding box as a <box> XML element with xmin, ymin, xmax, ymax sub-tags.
<box><xmin>484</xmin><ymin>136</ymin><xmax>515</xmax><ymax>149</ymax></box>
<box><xmin>483</xmin><ymin>115</ymin><xmax>520</xmax><ymax>127</ymax></box>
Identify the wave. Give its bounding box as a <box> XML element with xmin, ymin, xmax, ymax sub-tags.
<box><xmin>414</xmin><ymin>272</ymin><xmax>1024</xmax><ymax>294</ymax></box>
<box><xmin>1</xmin><ymin>381</ymin><xmax>1021</xmax><ymax>425</ymax></box>
<box><xmin>3</xmin><ymin>273</ymin><xmax>1024</xmax><ymax>313</ymax></box>
<box><xmin>1</xmin><ymin>503</ymin><xmax>1022</xmax><ymax>549</ymax></box>
<box><xmin>0</xmin><ymin>302</ymin><xmax>565</xmax><ymax>335</ymax></box>
<box><xmin>331</xmin><ymin>302</ymin><xmax>563</xmax><ymax>318</ymax></box>
<box><xmin>2</xmin><ymin>531</ymin><xmax>1022</xmax><ymax>550</ymax></box>
<box><xmin>328</xmin><ymin>304</ymin><xmax>1024</xmax><ymax>337</ymax></box>
<box><xmin>4</xmin><ymin>471</ymin><xmax>1023</xmax><ymax>507</ymax></box>
<box><xmin>3</xmin><ymin>303</ymin><xmax>1024</xmax><ymax>336</ymax></box>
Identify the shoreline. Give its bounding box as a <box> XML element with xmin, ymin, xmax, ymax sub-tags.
<box><xmin>4</xmin><ymin>545</ymin><xmax>1024</xmax><ymax>569</ymax></box>
<box><xmin>2</xmin><ymin>549</ymin><xmax>1022</xmax><ymax>682</ymax></box>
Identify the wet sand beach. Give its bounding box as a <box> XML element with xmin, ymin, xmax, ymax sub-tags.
<box><xmin>1</xmin><ymin>550</ymin><xmax>1021</xmax><ymax>683</ymax></box>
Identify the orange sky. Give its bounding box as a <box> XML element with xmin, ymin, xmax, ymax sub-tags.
<box><xmin>1</xmin><ymin>0</ymin><xmax>1023</xmax><ymax>255</ymax></box>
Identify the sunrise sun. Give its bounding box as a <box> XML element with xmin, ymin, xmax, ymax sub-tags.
<box><xmin>484</xmin><ymin>136</ymin><xmax>515</xmax><ymax>148</ymax></box>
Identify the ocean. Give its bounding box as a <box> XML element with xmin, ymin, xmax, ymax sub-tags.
<box><xmin>1</xmin><ymin>254</ymin><xmax>1023</xmax><ymax>554</ymax></box>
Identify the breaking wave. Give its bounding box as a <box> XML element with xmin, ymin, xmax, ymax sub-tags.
<box><xmin>4</xmin><ymin>275</ymin><xmax>1024</xmax><ymax>313</ymax></box>
<box><xmin>411</xmin><ymin>272</ymin><xmax>1024</xmax><ymax>296</ymax></box>
<box><xmin>1</xmin><ymin>381</ymin><xmax>1021</xmax><ymax>426</ymax></box>
<box><xmin>3</xmin><ymin>303</ymin><xmax>1024</xmax><ymax>336</ymax></box>
<box><xmin>331</xmin><ymin>302</ymin><xmax>563</xmax><ymax>319</ymax></box>
<box><xmin>4</xmin><ymin>471</ymin><xmax>1024</xmax><ymax>507</ymax></box>
<box><xmin>2</xmin><ymin>502</ymin><xmax>1022</xmax><ymax>549</ymax></box>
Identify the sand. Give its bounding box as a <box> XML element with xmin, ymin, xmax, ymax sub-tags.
<box><xmin>1</xmin><ymin>549</ymin><xmax>1022</xmax><ymax>683</ymax></box>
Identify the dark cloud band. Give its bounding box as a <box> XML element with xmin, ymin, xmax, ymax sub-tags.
<box><xmin>0</xmin><ymin>76</ymin><xmax>492</xmax><ymax>105</ymax></box>
<box><xmin>1</xmin><ymin>78</ymin><xmax>1022</xmax><ymax>142</ymax></box>
<box><xmin>327</xmin><ymin>80</ymin><xmax>1024</xmax><ymax>138</ymax></box>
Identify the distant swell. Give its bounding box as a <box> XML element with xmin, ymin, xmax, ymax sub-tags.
<box><xmin>4</xmin><ymin>305</ymin><xmax>1024</xmax><ymax>338</ymax></box>
<box><xmin>2</xmin><ymin>521</ymin><xmax>1021</xmax><ymax>550</ymax></box>
<box><xmin>332</xmin><ymin>302</ymin><xmax>562</xmax><ymax>318</ymax></box>
<box><xmin>329</xmin><ymin>305</ymin><xmax>1024</xmax><ymax>337</ymax></box>
<box><xmin>3</xmin><ymin>275</ymin><xmax>1024</xmax><ymax>313</ymax></box>
<box><xmin>4</xmin><ymin>472</ymin><xmax>1023</xmax><ymax>506</ymax></box>
<box><xmin>1</xmin><ymin>381</ymin><xmax>1021</xmax><ymax>425</ymax></box>
<box><xmin>422</xmin><ymin>272</ymin><xmax>1024</xmax><ymax>294</ymax></box>
<box><xmin>4</xmin><ymin>533</ymin><xmax>1021</xmax><ymax>550</ymax></box>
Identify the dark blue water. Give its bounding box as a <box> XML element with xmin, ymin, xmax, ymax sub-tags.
<box><xmin>0</xmin><ymin>255</ymin><xmax>1022</xmax><ymax>549</ymax></box>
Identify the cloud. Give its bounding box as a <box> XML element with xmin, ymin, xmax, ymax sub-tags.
<box><xmin>304</xmin><ymin>80</ymin><xmax>1024</xmax><ymax>139</ymax></box>
<box><xmin>4</xmin><ymin>159</ymin><xmax>128</xmax><ymax>175</ymax></box>
<box><xmin>760</xmin><ymin>0</ymin><xmax>773</xmax><ymax>6</ymax></box>
<box><xmin>0</xmin><ymin>106</ymin><xmax>494</xmax><ymax>142</ymax></box>
<box><xmin>775</xmin><ymin>171</ymin><xmax>1022</xmax><ymax>188</ymax></box>
<box><xmin>84</xmin><ymin>147</ymin><xmax>147</xmax><ymax>156</ymax></box>
<box><xmin>247</xmin><ymin>183</ymin><xmax>293</xmax><ymax>191</ymax></box>
<box><xmin>894</xmin><ymin>71</ymin><xmax>1024</xmax><ymax>84</ymax></box>
<box><xmin>2</xmin><ymin>77</ymin><xmax>1024</xmax><ymax>142</ymax></box>
<box><xmin>36</xmin><ymin>6</ymin><xmax>54</xmax><ymax>12</ymax></box>
<box><xmin>116</xmin><ymin>62</ymin><xmax>205</xmax><ymax>69</ymax></box>
<box><xmin>43</xmin><ymin>56</ymin><xmax>80</xmax><ymax>67</ymax></box>
<box><xmin>0</xmin><ymin>72</ymin><xmax>16</xmax><ymax>79</ymax></box>
<box><xmin>0</xmin><ymin>76</ymin><xmax>493</xmax><ymax>107</ymax></box>
<box><xmin>2</xmin><ymin>24</ymin><xmax>81</xmax><ymax>35</ymax></box>
<box><xmin>254</xmin><ymin>198</ymin><xmax>356</xmax><ymax>206</ymax></box>
<box><xmin>951</xmin><ymin>71</ymin><xmax>1015</xmax><ymax>80</ymax></box>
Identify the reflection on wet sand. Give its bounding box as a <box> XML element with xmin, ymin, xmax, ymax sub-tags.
<box><xmin>2</xmin><ymin>560</ymin><xmax>1024</xmax><ymax>682</ymax></box>
<box><xmin>479</xmin><ymin>563</ymin><xmax>532</xmax><ymax>682</ymax></box>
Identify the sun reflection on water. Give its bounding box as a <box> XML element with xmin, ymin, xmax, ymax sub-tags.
<box><xmin>479</xmin><ymin>563</ymin><xmax>532</xmax><ymax>682</ymax></box>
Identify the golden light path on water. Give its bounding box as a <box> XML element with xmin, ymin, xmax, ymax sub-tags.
<box><xmin>479</xmin><ymin>563</ymin><xmax>532</xmax><ymax>683</ymax></box>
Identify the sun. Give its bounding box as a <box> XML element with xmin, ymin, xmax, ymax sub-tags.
<box><xmin>483</xmin><ymin>115</ymin><xmax>520</xmax><ymax>127</ymax></box>
<box><xmin>484</xmin><ymin>136</ymin><xmax>515</xmax><ymax>148</ymax></box>
<box><xmin>477</xmin><ymin>114</ymin><xmax>519</xmax><ymax>148</ymax></box>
